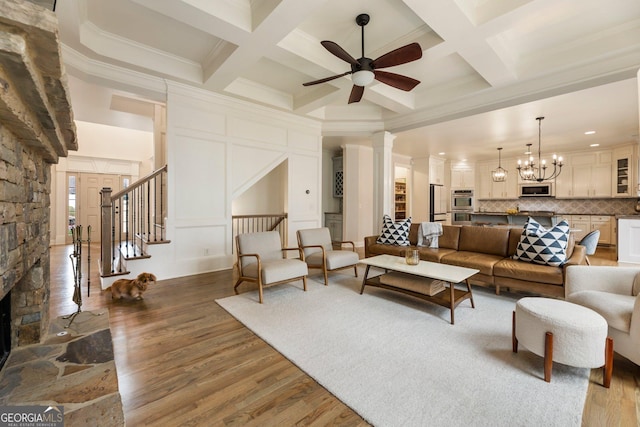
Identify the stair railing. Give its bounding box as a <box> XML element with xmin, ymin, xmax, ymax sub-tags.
<box><xmin>231</xmin><ymin>214</ymin><xmax>288</xmax><ymax>252</ymax></box>
<box><xmin>100</xmin><ymin>165</ymin><xmax>168</xmax><ymax>276</ymax></box>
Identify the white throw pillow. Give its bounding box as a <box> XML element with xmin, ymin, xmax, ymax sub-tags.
<box><xmin>376</xmin><ymin>214</ymin><xmax>411</xmax><ymax>246</ymax></box>
<box><xmin>513</xmin><ymin>217</ymin><xmax>570</xmax><ymax>267</ymax></box>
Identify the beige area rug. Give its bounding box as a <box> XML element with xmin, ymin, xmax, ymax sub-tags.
<box><xmin>216</xmin><ymin>272</ymin><xmax>590</xmax><ymax>427</ymax></box>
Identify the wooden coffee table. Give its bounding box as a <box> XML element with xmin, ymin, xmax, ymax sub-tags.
<box><xmin>359</xmin><ymin>254</ymin><xmax>479</xmax><ymax>324</ymax></box>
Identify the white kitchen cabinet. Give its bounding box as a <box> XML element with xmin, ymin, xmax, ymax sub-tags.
<box><xmin>451</xmin><ymin>166</ymin><xmax>474</xmax><ymax>189</ymax></box>
<box><xmin>567</xmin><ymin>152</ymin><xmax>612</xmax><ymax>198</ymax></box>
<box><xmin>618</xmin><ymin>218</ymin><xmax>640</xmax><ymax>263</ymax></box>
<box><xmin>476</xmin><ymin>159</ymin><xmax>517</xmax><ymax>199</ymax></box>
<box><xmin>570</xmin><ymin>215</ymin><xmax>612</xmax><ymax>245</ymax></box>
<box><xmin>590</xmin><ymin>215</ymin><xmax>612</xmax><ymax>245</ymax></box>
<box><xmin>570</xmin><ymin>215</ymin><xmax>590</xmax><ymax>242</ymax></box>
<box><xmin>429</xmin><ymin>157</ymin><xmax>445</xmax><ymax>185</ymax></box>
<box><xmin>613</xmin><ymin>145</ymin><xmax>636</xmax><ymax>197</ymax></box>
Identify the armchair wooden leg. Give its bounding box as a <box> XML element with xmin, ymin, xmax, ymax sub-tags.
<box><xmin>233</xmin><ymin>278</ymin><xmax>243</xmax><ymax>295</ymax></box>
<box><xmin>258</xmin><ymin>279</ymin><xmax>264</xmax><ymax>304</ymax></box>
<box><xmin>353</xmin><ymin>265</ymin><xmax>358</xmax><ymax>278</ymax></box>
<box><xmin>302</xmin><ymin>276</ymin><xmax>308</xmax><ymax>292</ymax></box>
<box><xmin>323</xmin><ymin>270</ymin><xmax>329</xmax><ymax>286</ymax></box>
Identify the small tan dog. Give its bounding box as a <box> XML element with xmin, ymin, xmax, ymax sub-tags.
<box><xmin>107</xmin><ymin>272</ymin><xmax>156</xmax><ymax>300</ymax></box>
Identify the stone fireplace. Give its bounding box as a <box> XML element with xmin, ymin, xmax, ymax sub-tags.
<box><xmin>0</xmin><ymin>0</ymin><xmax>76</xmax><ymax>354</ymax></box>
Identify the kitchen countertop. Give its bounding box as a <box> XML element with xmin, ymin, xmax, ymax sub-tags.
<box><xmin>473</xmin><ymin>211</ymin><xmax>557</xmax><ymax>217</ymax></box>
<box><xmin>616</xmin><ymin>215</ymin><xmax>640</xmax><ymax>219</ymax></box>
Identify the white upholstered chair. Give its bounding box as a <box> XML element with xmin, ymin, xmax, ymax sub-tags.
<box><xmin>235</xmin><ymin>231</ymin><xmax>308</xmax><ymax>303</ymax></box>
<box><xmin>565</xmin><ymin>265</ymin><xmax>640</xmax><ymax>365</ymax></box>
<box><xmin>297</xmin><ymin>227</ymin><xmax>359</xmax><ymax>286</ymax></box>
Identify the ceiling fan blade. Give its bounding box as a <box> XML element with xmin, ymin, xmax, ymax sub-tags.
<box><xmin>321</xmin><ymin>41</ymin><xmax>359</xmax><ymax>65</ymax></box>
<box><xmin>302</xmin><ymin>71</ymin><xmax>351</xmax><ymax>86</ymax></box>
<box><xmin>374</xmin><ymin>70</ymin><xmax>420</xmax><ymax>91</ymax></box>
<box><xmin>348</xmin><ymin>85</ymin><xmax>364</xmax><ymax>104</ymax></box>
<box><xmin>371</xmin><ymin>42</ymin><xmax>422</xmax><ymax>69</ymax></box>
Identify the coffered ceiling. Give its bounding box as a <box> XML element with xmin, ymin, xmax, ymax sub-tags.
<box><xmin>55</xmin><ymin>0</ymin><xmax>640</xmax><ymax>161</ymax></box>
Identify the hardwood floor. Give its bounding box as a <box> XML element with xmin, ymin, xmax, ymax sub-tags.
<box><xmin>48</xmin><ymin>244</ymin><xmax>639</xmax><ymax>426</ymax></box>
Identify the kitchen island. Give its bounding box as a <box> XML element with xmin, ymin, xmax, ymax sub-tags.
<box><xmin>617</xmin><ymin>215</ymin><xmax>640</xmax><ymax>264</ymax></box>
<box><xmin>471</xmin><ymin>211</ymin><xmax>561</xmax><ymax>228</ymax></box>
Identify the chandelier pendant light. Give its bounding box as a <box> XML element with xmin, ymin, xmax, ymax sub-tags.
<box><xmin>516</xmin><ymin>116</ymin><xmax>563</xmax><ymax>182</ymax></box>
<box><xmin>492</xmin><ymin>147</ymin><xmax>508</xmax><ymax>182</ymax></box>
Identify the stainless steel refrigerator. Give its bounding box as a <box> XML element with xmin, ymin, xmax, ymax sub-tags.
<box><xmin>429</xmin><ymin>184</ymin><xmax>447</xmax><ymax>222</ymax></box>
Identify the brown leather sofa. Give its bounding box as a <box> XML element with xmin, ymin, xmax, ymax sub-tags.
<box><xmin>364</xmin><ymin>224</ymin><xmax>586</xmax><ymax>298</ymax></box>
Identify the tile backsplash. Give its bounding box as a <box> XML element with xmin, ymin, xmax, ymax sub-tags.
<box><xmin>477</xmin><ymin>197</ymin><xmax>639</xmax><ymax>216</ymax></box>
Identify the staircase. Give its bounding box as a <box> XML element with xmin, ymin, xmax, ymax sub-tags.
<box><xmin>99</xmin><ymin>165</ymin><xmax>170</xmax><ymax>289</ymax></box>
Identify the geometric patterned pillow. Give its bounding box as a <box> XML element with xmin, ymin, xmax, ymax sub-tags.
<box><xmin>376</xmin><ymin>214</ymin><xmax>411</xmax><ymax>246</ymax></box>
<box><xmin>513</xmin><ymin>217</ymin><xmax>570</xmax><ymax>267</ymax></box>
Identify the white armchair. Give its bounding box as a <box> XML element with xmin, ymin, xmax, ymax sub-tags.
<box><xmin>565</xmin><ymin>265</ymin><xmax>640</xmax><ymax>365</ymax></box>
<box><xmin>235</xmin><ymin>231</ymin><xmax>308</xmax><ymax>303</ymax></box>
<box><xmin>297</xmin><ymin>227</ymin><xmax>359</xmax><ymax>286</ymax></box>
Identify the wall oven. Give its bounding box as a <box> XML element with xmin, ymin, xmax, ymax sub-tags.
<box><xmin>451</xmin><ymin>211</ymin><xmax>473</xmax><ymax>225</ymax></box>
<box><xmin>451</xmin><ymin>189</ymin><xmax>474</xmax><ymax>225</ymax></box>
<box><xmin>451</xmin><ymin>189</ymin><xmax>474</xmax><ymax>211</ymax></box>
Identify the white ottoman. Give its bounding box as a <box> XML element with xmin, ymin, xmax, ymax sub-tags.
<box><xmin>512</xmin><ymin>297</ymin><xmax>613</xmax><ymax>387</ymax></box>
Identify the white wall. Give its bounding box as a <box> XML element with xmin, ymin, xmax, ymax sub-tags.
<box><xmin>161</xmin><ymin>82</ymin><xmax>322</xmax><ymax>279</ymax></box>
<box><xmin>232</xmin><ymin>160</ymin><xmax>287</xmax><ymax>214</ymax></box>
<box><xmin>343</xmin><ymin>144</ymin><xmax>374</xmax><ymax>246</ymax></box>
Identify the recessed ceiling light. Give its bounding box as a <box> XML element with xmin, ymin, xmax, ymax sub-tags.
<box><xmin>584</xmin><ymin>130</ymin><xmax>596</xmax><ymax>135</ymax></box>
<box><xmin>438</xmin><ymin>152</ymin><xmax>445</xmax><ymax>156</ymax></box>
<box><xmin>590</xmin><ymin>143</ymin><xmax>600</xmax><ymax>147</ymax></box>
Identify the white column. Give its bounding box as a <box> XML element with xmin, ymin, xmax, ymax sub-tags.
<box><xmin>372</xmin><ymin>131</ymin><xmax>396</xmax><ymax>227</ymax></box>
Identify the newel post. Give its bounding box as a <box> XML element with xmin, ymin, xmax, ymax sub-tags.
<box><xmin>100</xmin><ymin>187</ymin><xmax>113</xmax><ymax>275</ymax></box>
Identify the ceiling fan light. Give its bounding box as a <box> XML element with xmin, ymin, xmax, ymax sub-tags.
<box><xmin>352</xmin><ymin>70</ymin><xmax>375</xmax><ymax>87</ymax></box>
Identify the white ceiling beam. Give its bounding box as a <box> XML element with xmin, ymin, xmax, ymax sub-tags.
<box><xmin>203</xmin><ymin>0</ymin><xmax>331</xmax><ymax>91</ymax></box>
<box><xmin>403</xmin><ymin>0</ymin><xmax>518</xmax><ymax>87</ymax></box>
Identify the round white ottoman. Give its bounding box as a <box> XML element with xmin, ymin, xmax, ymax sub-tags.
<box><xmin>512</xmin><ymin>297</ymin><xmax>613</xmax><ymax>387</ymax></box>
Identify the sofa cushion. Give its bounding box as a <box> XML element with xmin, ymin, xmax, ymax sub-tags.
<box><xmin>513</xmin><ymin>218</ymin><xmax>570</xmax><ymax>267</ymax></box>
<box><xmin>441</xmin><ymin>251</ymin><xmax>504</xmax><ymax>276</ymax></box>
<box><xmin>458</xmin><ymin>226</ymin><xmax>509</xmax><ymax>257</ymax></box>
<box><xmin>567</xmin><ymin>290</ymin><xmax>634</xmax><ymax>333</ymax></box>
<box><xmin>417</xmin><ymin>247</ymin><xmax>457</xmax><ymax>262</ymax></box>
<box><xmin>367</xmin><ymin>242</ymin><xmax>408</xmax><ymax>258</ymax></box>
<box><xmin>376</xmin><ymin>215</ymin><xmax>411</xmax><ymax>246</ymax></box>
<box><xmin>493</xmin><ymin>257</ymin><xmax>564</xmax><ymax>285</ymax></box>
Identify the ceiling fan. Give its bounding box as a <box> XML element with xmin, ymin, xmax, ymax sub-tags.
<box><xmin>302</xmin><ymin>13</ymin><xmax>422</xmax><ymax>104</ymax></box>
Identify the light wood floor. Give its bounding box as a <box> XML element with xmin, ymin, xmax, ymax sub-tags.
<box><xmin>48</xmin><ymin>245</ymin><xmax>639</xmax><ymax>426</ymax></box>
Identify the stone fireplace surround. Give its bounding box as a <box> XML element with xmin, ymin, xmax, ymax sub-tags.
<box><xmin>0</xmin><ymin>0</ymin><xmax>76</xmax><ymax>351</ymax></box>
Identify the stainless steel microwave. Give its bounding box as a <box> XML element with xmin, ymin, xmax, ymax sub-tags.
<box><xmin>519</xmin><ymin>183</ymin><xmax>554</xmax><ymax>197</ymax></box>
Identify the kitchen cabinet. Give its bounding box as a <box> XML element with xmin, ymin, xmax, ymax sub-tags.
<box><xmin>324</xmin><ymin>213</ymin><xmax>343</xmax><ymax>242</ymax></box>
<box><xmin>618</xmin><ymin>217</ymin><xmax>640</xmax><ymax>263</ymax></box>
<box><xmin>570</xmin><ymin>215</ymin><xmax>612</xmax><ymax>245</ymax></box>
<box><xmin>332</xmin><ymin>156</ymin><xmax>343</xmax><ymax>198</ymax></box>
<box><xmin>569</xmin><ymin>215</ymin><xmax>591</xmax><ymax>242</ymax></box>
<box><xmin>394</xmin><ymin>179</ymin><xmax>407</xmax><ymax>220</ymax></box>
<box><xmin>451</xmin><ymin>166</ymin><xmax>474</xmax><ymax>189</ymax></box>
<box><xmin>429</xmin><ymin>157</ymin><xmax>445</xmax><ymax>185</ymax></box>
<box><xmin>477</xmin><ymin>159</ymin><xmax>518</xmax><ymax>199</ymax></box>
<box><xmin>590</xmin><ymin>215</ymin><xmax>612</xmax><ymax>245</ymax></box>
<box><xmin>613</xmin><ymin>145</ymin><xmax>636</xmax><ymax>197</ymax></box>
<box><xmin>571</xmin><ymin>152</ymin><xmax>612</xmax><ymax>198</ymax></box>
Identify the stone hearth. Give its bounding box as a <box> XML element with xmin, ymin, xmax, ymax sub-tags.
<box><xmin>0</xmin><ymin>310</ymin><xmax>124</xmax><ymax>426</ymax></box>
